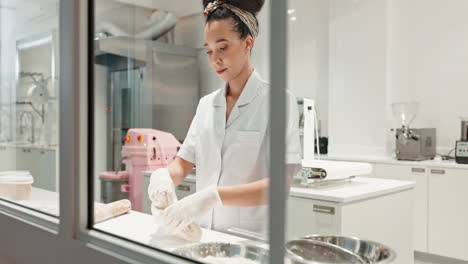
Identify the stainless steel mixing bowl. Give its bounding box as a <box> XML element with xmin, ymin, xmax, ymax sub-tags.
<box><xmin>285</xmin><ymin>239</ymin><xmax>366</xmax><ymax>264</ymax></box>
<box><xmin>171</xmin><ymin>242</ymin><xmax>269</xmax><ymax>263</ymax></box>
<box><xmin>302</xmin><ymin>235</ymin><xmax>396</xmax><ymax>263</ymax></box>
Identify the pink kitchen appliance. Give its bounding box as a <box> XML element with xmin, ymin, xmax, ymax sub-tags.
<box><xmin>100</xmin><ymin>129</ymin><xmax>180</xmax><ymax>211</ymax></box>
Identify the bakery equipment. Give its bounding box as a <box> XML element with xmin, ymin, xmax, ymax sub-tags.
<box><xmin>456</xmin><ymin>118</ymin><xmax>468</xmax><ymax>164</ymax></box>
<box><xmin>99</xmin><ymin>128</ymin><xmax>180</xmax><ymax>211</ymax></box>
<box><xmin>302</xmin><ymin>98</ymin><xmax>317</xmax><ymax>161</ymax></box>
<box><xmin>395</xmin><ymin>128</ymin><xmax>436</xmax><ymax>161</ymax></box>
<box><xmin>392</xmin><ymin>102</ymin><xmax>436</xmax><ymax>161</ymax></box>
<box><xmin>95</xmin><ymin>37</ymin><xmax>199</xmax><ymax>172</ymax></box>
<box><xmin>99</xmin><ymin>171</ymin><xmax>129</xmax><ymax>203</ymax></box>
<box><xmin>461</xmin><ymin>118</ymin><xmax>468</xmax><ymax>141</ymax></box>
<box><xmin>455</xmin><ymin>141</ymin><xmax>468</xmax><ymax>164</ymax></box>
<box><xmin>299</xmin><ymin>99</ymin><xmax>373</xmax><ymax>185</ymax></box>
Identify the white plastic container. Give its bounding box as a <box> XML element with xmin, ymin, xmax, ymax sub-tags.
<box><xmin>0</xmin><ymin>171</ymin><xmax>34</xmax><ymax>200</ymax></box>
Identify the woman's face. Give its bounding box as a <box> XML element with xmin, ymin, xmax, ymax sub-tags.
<box><xmin>204</xmin><ymin>18</ymin><xmax>253</xmax><ymax>82</ymax></box>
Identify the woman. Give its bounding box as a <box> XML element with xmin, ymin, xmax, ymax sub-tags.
<box><xmin>148</xmin><ymin>0</ymin><xmax>301</xmax><ymax>235</ymax></box>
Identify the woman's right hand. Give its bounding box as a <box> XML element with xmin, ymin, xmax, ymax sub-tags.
<box><xmin>148</xmin><ymin>168</ymin><xmax>177</xmax><ymax>208</ymax></box>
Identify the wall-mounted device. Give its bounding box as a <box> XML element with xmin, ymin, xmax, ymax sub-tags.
<box><xmin>455</xmin><ymin>141</ymin><xmax>468</xmax><ymax>164</ymax></box>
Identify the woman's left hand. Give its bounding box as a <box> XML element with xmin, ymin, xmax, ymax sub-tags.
<box><xmin>158</xmin><ymin>186</ymin><xmax>222</xmax><ymax>234</ymax></box>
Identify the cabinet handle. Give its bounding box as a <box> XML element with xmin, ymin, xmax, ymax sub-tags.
<box><xmin>177</xmin><ymin>185</ymin><xmax>191</xmax><ymax>192</ymax></box>
<box><xmin>22</xmin><ymin>148</ymin><xmax>31</xmax><ymax>153</ymax></box>
<box><xmin>430</xmin><ymin>169</ymin><xmax>445</xmax><ymax>175</ymax></box>
<box><xmin>411</xmin><ymin>168</ymin><xmax>425</xmax><ymax>173</ymax></box>
<box><xmin>313</xmin><ymin>205</ymin><xmax>335</xmax><ymax>215</ymax></box>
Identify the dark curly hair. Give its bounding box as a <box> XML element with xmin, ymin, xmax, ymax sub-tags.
<box><xmin>202</xmin><ymin>0</ymin><xmax>265</xmax><ymax>39</ymax></box>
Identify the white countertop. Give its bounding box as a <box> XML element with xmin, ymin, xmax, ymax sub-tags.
<box><xmin>144</xmin><ymin>171</ymin><xmax>415</xmax><ymax>204</ymax></box>
<box><xmin>95</xmin><ymin>210</ymin><xmax>245</xmax><ymax>250</ymax></box>
<box><xmin>12</xmin><ymin>187</ymin><xmax>245</xmax><ymax>249</ymax></box>
<box><xmin>14</xmin><ymin>187</ymin><xmax>59</xmax><ymax>216</ymax></box>
<box><xmin>289</xmin><ymin>177</ymin><xmax>415</xmax><ymax>203</ymax></box>
<box><xmin>322</xmin><ymin>154</ymin><xmax>468</xmax><ymax>169</ymax></box>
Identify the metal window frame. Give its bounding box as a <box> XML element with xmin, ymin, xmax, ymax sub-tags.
<box><xmin>268</xmin><ymin>1</ymin><xmax>288</xmax><ymax>263</ymax></box>
<box><xmin>0</xmin><ymin>0</ymin><xmax>288</xmax><ymax>263</ymax></box>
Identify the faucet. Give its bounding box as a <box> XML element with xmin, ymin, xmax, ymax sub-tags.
<box><xmin>19</xmin><ymin>111</ymin><xmax>35</xmax><ymax>144</ymax></box>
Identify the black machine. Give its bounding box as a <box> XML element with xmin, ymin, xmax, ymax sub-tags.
<box><xmin>455</xmin><ymin>120</ymin><xmax>468</xmax><ymax>164</ymax></box>
<box><xmin>455</xmin><ymin>141</ymin><xmax>468</xmax><ymax>164</ymax></box>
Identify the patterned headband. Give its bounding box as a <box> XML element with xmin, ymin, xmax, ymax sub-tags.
<box><xmin>204</xmin><ymin>0</ymin><xmax>259</xmax><ymax>38</ymax></box>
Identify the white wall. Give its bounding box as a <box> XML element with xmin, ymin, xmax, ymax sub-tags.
<box><xmin>0</xmin><ymin>2</ymin><xmax>16</xmax><ymax>106</ymax></box>
<box><xmin>288</xmin><ymin>0</ymin><xmax>329</xmax><ymax>136</ymax></box>
<box><xmin>311</xmin><ymin>0</ymin><xmax>468</xmax><ymax>156</ymax></box>
<box><xmin>328</xmin><ymin>0</ymin><xmax>389</xmax><ymax>156</ymax></box>
<box><xmin>387</xmin><ymin>0</ymin><xmax>468</xmax><ymax>154</ymax></box>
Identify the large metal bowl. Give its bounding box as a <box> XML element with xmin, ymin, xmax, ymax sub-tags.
<box><xmin>285</xmin><ymin>239</ymin><xmax>366</xmax><ymax>264</ymax></box>
<box><xmin>171</xmin><ymin>242</ymin><xmax>269</xmax><ymax>263</ymax></box>
<box><xmin>302</xmin><ymin>235</ymin><xmax>396</xmax><ymax>263</ymax></box>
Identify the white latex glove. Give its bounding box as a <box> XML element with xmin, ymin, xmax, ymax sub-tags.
<box><xmin>149</xmin><ymin>168</ymin><xmax>202</xmax><ymax>241</ymax></box>
<box><xmin>148</xmin><ymin>168</ymin><xmax>177</xmax><ymax>208</ymax></box>
<box><xmin>151</xmin><ymin>203</ymin><xmax>202</xmax><ymax>242</ymax></box>
<box><xmin>159</xmin><ymin>186</ymin><xmax>222</xmax><ymax>234</ymax></box>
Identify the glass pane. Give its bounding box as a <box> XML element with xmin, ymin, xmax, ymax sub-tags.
<box><xmin>0</xmin><ymin>1</ymin><xmax>59</xmax><ymax>216</ymax></box>
<box><xmin>91</xmin><ymin>1</ymin><xmax>273</xmax><ymax>262</ymax></box>
<box><xmin>285</xmin><ymin>1</ymin><xmax>468</xmax><ymax>264</ymax></box>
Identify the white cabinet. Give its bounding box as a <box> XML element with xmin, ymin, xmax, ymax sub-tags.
<box><xmin>373</xmin><ymin>162</ymin><xmax>468</xmax><ymax>261</ymax></box>
<box><xmin>0</xmin><ymin>146</ymin><xmax>56</xmax><ymax>191</ymax></box>
<box><xmin>0</xmin><ymin>146</ymin><xmax>15</xmax><ymax>171</ymax></box>
<box><xmin>373</xmin><ymin>163</ymin><xmax>428</xmax><ymax>252</ymax></box>
<box><xmin>287</xmin><ymin>180</ymin><xmax>414</xmax><ymax>264</ymax></box>
<box><xmin>16</xmin><ymin>147</ymin><xmax>56</xmax><ymax>192</ymax></box>
<box><xmin>428</xmin><ymin>167</ymin><xmax>468</xmax><ymax>261</ymax></box>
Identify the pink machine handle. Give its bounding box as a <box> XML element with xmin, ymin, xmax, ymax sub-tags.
<box><xmin>121</xmin><ymin>184</ymin><xmax>130</xmax><ymax>193</ymax></box>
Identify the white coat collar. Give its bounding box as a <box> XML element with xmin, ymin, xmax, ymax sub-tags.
<box><xmin>213</xmin><ymin>70</ymin><xmax>263</xmax><ymax>107</ymax></box>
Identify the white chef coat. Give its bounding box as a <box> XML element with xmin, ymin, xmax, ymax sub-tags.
<box><xmin>177</xmin><ymin>70</ymin><xmax>301</xmax><ymax>234</ymax></box>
